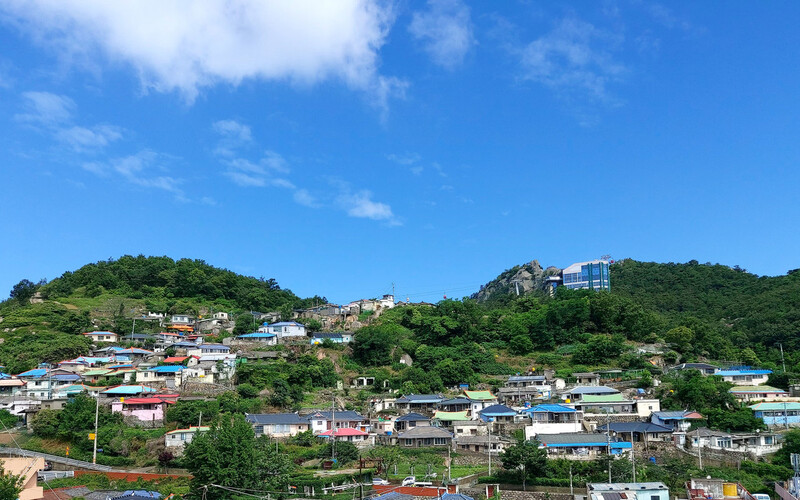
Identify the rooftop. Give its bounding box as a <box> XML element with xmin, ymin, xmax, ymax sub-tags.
<box><xmin>568</xmin><ymin>386</ymin><xmax>620</xmax><ymax>395</ymax></box>
<box><xmin>246</xmin><ymin>413</ymin><xmax>308</xmax><ymax>425</ymax></box>
<box><xmin>397</xmin><ymin>426</ymin><xmax>453</xmax><ymax>439</ymax></box>
<box><xmin>463</xmin><ymin>390</ymin><xmax>495</xmax><ymax>400</ymax></box>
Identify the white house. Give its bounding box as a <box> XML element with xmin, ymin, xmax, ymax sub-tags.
<box><xmin>688</xmin><ymin>427</ymin><xmax>781</xmax><ymax>457</ymax></box>
<box><xmin>212</xmin><ymin>312</ymin><xmax>229</xmax><ymax>320</ymax></box>
<box><xmin>715</xmin><ymin>368</ymin><xmax>771</xmax><ymax>386</ymax></box>
<box><xmin>82</xmin><ymin>331</ymin><xmax>118</xmax><ymax>343</ymax></box>
<box><xmin>165</xmin><ymin>426</ymin><xmax>210</xmax><ymax>455</ymax></box>
<box><xmin>523</xmin><ymin>404</ymin><xmax>584</xmax><ymax>439</ymax></box>
<box><xmin>261</xmin><ymin>322</ymin><xmax>307</xmax><ymax>339</ymax></box>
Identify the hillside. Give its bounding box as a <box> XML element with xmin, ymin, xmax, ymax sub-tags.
<box><xmin>0</xmin><ymin>255</ymin><xmax>322</xmax><ymax>372</ymax></box>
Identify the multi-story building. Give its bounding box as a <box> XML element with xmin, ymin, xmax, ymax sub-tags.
<box><xmin>547</xmin><ymin>260</ymin><xmax>611</xmax><ymax>293</ymax></box>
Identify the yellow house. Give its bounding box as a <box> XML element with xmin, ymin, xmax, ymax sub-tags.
<box><xmin>1</xmin><ymin>456</ymin><xmax>44</xmax><ymax>500</ymax></box>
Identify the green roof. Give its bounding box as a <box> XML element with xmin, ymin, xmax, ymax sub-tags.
<box><xmin>730</xmin><ymin>385</ymin><xmax>786</xmax><ymax>393</ymax></box>
<box><xmin>433</xmin><ymin>410</ymin><xmax>470</xmax><ymax>421</ymax></box>
<box><xmin>581</xmin><ymin>394</ymin><xmax>627</xmax><ymax>403</ymax></box>
<box><xmin>83</xmin><ymin>369</ymin><xmax>112</xmax><ymax>376</ymax></box>
<box><xmin>750</xmin><ymin>402</ymin><xmax>800</xmax><ymax>411</ymax></box>
<box><xmin>464</xmin><ymin>390</ymin><xmax>495</xmax><ymax>400</ymax></box>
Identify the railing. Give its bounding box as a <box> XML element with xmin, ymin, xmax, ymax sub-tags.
<box><xmin>0</xmin><ymin>448</ymin><xmax>113</xmax><ymax>472</ymax></box>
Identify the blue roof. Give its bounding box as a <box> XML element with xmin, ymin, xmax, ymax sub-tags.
<box><xmin>480</xmin><ymin>404</ymin><xmax>517</xmax><ymax>416</ymax></box>
<box><xmin>396</xmin><ymin>394</ymin><xmax>444</xmax><ymax>404</ymax></box>
<box><xmin>524</xmin><ymin>404</ymin><xmax>577</xmax><ymax>413</ymax></box>
<box><xmin>716</xmin><ymin>369</ymin><xmax>772</xmax><ymax>376</ymax></box>
<box><xmin>101</xmin><ymin>385</ymin><xmax>157</xmax><ymax>395</ymax></box>
<box><xmin>51</xmin><ymin>374</ymin><xmax>81</xmax><ymax>381</ymax></box>
<box><xmin>441</xmin><ymin>494</ymin><xmax>474</xmax><ymax>500</ymax></box>
<box><xmin>200</xmin><ymin>344</ymin><xmax>229</xmax><ymax>350</ymax></box>
<box><xmin>238</xmin><ymin>332</ymin><xmax>276</xmax><ymax>338</ymax></box>
<box><xmin>17</xmin><ymin>369</ymin><xmax>47</xmax><ymax>378</ymax></box>
<box><xmin>148</xmin><ymin>365</ymin><xmax>184</xmax><ymax>373</ymax></box>
<box><xmin>269</xmin><ymin>321</ymin><xmax>304</xmax><ymax>327</ymax></box>
<box><xmin>172</xmin><ymin>341</ymin><xmax>198</xmax><ymax>347</ymax></box>
<box><xmin>396</xmin><ymin>412</ymin><xmax>430</xmax><ymax>422</ymax></box>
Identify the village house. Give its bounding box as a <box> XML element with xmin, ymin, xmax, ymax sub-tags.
<box><xmin>432</xmin><ymin>410</ymin><xmax>471</xmax><ymax>428</ymax></box>
<box><xmin>750</xmin><ymin>402</ymin><xmax>800</xmax><ymax>428</ymax></box>
<box><xmin>479</xmin><ymin>404</ymin><xmax>518</xmax><ymax>424</ymax></box>
<box><xmin>82</xmin><ymin>331</ymin><xmax>118</xmax><ymax>343</ymax></box>
<box><xmin>715</xmin><ymin>367</ymin><xmax>771</xmax><ymax>386</ymax></box>
<box><xmin>463</xmin><ymin>390</ymin><xmax>498</xmax><ymax>414</ymax></box>
<box><xmin>729</xmin><ymin>385</ymin><xmax>789</xmax><ymax>402</ymax></box>
<box><xmin>688</xmin><ymin>427</ymin><xmax>781</xmax><ymax>456</ymax></box>
<box><xmin>497</xmin><ymin>375</ymin><xmax>553</xmax><ymax>403</ymax></box>
<box><xmin>1</xmin><ymin>456</ymin><xmax>45</xmax><ymax>500</ymax></box>
<box><xmin>0</xmin><ymin>378</ymin><xmax>25</xmax><ymax>396</ymax></box>
<box><xmin>394</xmin><ymin>412</ymin><xmax>431</xmax><ymax>433</ymax></box>
<box><xmin>135</xmin><ymin>365</ymin><xmax>185</xmax><ymax>389</ymax></box>
<box><xmin>101</xmin><ymin>385</ymin><xmax>158</xmax><ymax>397</ymax></box>
<box><xmin>235</xmin><ymin>332</ymin><xmax>278</xmax><ymax>345</ymax></box>
<box><xmin>561</xmin><ymin>386</ymin><xmax>620</xmax><ymax>402</ymax></box>
<box><xmin>258</xmin><ymin>321</ymin><xmax>307</xmax><ymax>339</ymax></box>
<box><xmin>17</xmin><ymin>368</ymin><xmax>82</xmax><ymax>400</ymax></box>
<box><xmin>111</xmin><ymin>395</ymin><xmax>177</xmax><ymax>425</ymax></box>
<box><xmin>669</xmin><ymin>363</ymin><xmax>718</xmax><ymax>375</ymax></box>
<box><xmin>596</xmin><ymin>422</ymin><xmax>674</xmax><ymax>443</ymax></box>
<box><xmin>319</xmin><ymin>427</ymin><xmax>373</xmax><ymax>447</ymax></box>
<box><xmin>437</xmin><ymin>397</ymin><xmax>472</xmax><ymax>413</ymax></box>
<box><xmin>573</xmin><ymin>372</ymin><xmax>601</xmax><ymax>386</ymax></box>
<box><xmin>165</xmin><ymin>426</ymin><xmax>210</xmax><ymax>455</ymax></box>
<box><xmin>572</xmin><ymin>394</ymin><xmax>661</xmax><ymax>418</ymax></box>
<box><xmin>246</xmin><ymin>413</ymin><xmax>310</xmax><ymax>438</ymax></box>
<box><xmin>536</xmin><ymin>433</ymin><xmax>632</xmax><ymax>460</ymax></box>
<box><xmin>187</xmin><ymin>343</ymin><xmax>230</xmax><ymax>356</ymax></box>
<box><xmin>587</xmin><ymin>482</ymin><xmax>670</xmax><ymax>500</ymax></box>
<box><xmin>310</xmin><ymin>332</ymin><xmax>353</xmax><ymax>345</ymax></box>
<box><xmin>523</xmin><ymin>404</ymin><xmax>584</xmax><ymax>439</ymax></box>
<box><xmin>452</xmin><ymin>419</ymin><xmax>488</xmax><ymax>437</ymax></box>
<box><xmin>397</xmin><ymin>426</ymin><xmax>453</xmax><ymax>448</ymax></box>
<box><xmin>305</xmin><ymin>410</ymin><xmax>369</xmax><ymax>434</ymax></box>
<box><xmin>453</xmin><ymin>434</ymin><xmax>511</xmax><ymax>455</ymax></box>
<box><xmin>650</xmin><ymin>410</ymin><xmax>704</xmax><ymax>432</ymax></box>
<box><xmin>396</xmin><ymin>394</ymin><xmax>445</xmax><ymax>414</ymax></box>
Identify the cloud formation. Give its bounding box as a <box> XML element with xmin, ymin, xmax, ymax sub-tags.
<box><xmin>1</xmin><ymin>1</ymin><xmax>405</xmax><ymax>106</ymax></box>
<box><xmin>409</xmin><ymin>0</ymin><xmax>474</xmax><ymax>69</ymax></box>
<box><xmin>82</xmin><ymin>150</ymin><xmax>185</xmax><ymax>198</ymax></box>
<box><xmin>520</xmin><ymin>18</ymin><xmax>626</xmax><ymax>101</ymax></box>
<box><xmin>16</xmin><ymin>91</ymin><xmax>123</xmax><ymax>151</ymax></box>
<box><xmin>337</xmin><ymin>188</ymin><xmax>399</xmax><ymax>224</ymax></box>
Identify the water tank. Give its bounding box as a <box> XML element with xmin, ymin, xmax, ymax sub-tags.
<box><xmin>723</xmin><ymin>483</ymin><xmax>738</xmax><ymax>497</ymax></box>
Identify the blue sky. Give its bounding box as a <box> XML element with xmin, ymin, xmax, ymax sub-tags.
<box><xmin>1</xmin><ymin>1</ymin><xmax>799</xmax><ymax>304</ymax></box>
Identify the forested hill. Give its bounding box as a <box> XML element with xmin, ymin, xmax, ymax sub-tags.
<box><xmin>36</xmin><ymin>255</ymin><xmax>319</xmax><ymax>312</ymax></box>
<box><xmin>611</xmin><ymin>259</ymin><xmax>800</xmax><ymax>348</ymax></box>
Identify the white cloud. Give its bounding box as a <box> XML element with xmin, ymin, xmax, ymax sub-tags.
<box><xmin>293</xmin><ymin>188</ymin><xmax>320</xmax><ymax>208</ymax></box>
<box><xmin>520</xmin><ymin>18</ymin><xmax>626</xmax><ymax>101</ymax></box>
<box><xmin>1</xmin><ymin>1</ymin><xmax>406</xmax><ymax>107</ymax></box>
<box><xmin>81</xmin><ymin>150</ymin><xmax>185</xmax><ymax>199</ymax></box>
<box><xmin>409</xmin><ymin>0</ymin><xmax>474</xmax><ymax>69</ymax></box>
<box><xmin>386</xmin><ymin>152</ymin><xmax>421</xmax><ymax>165</ymax></box>
<box><xmin>221</xmin><ymin>152</ymin><xmax>293</xmax><ymax>188</ymax></box>
<box><xmin>16</xmin><ymin>91</ymin><xmax>75</xmax><ymax>124</ymax></box>
<box><xmin>339</xmin><ymin>190</ymin><xmax>397</xmax><ymax>223</ymax></box>
<box><xmin>213</xmin><ymin>119</ymin><xmax>251</xmax><ymax>143</ymax></box>
<box><xmin>56</xmin><ymin>125</ymin><xmax>123</xmax><ymax>151</ymax></box>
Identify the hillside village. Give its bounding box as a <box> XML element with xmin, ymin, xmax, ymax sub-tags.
<box><xmin>0</xmin><ymin>257</ymin><xmax>799</xmax><ymax>500</ymax></box>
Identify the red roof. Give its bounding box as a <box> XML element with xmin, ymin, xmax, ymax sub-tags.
<box><xmin>372</xmin><ymin>486</ymin><xmax>450</xmax><ymax>497</ymax></box>
<box><xmin>164</xmin><ymin>356</ymin><xmax>189</xmax><ymax>363</ymax></box>
<box><xmin>319</xmin><ymin>428</ymin><xmax>368</xmax><ymax>437</ymax></box>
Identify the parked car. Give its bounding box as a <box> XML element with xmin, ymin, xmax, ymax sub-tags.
<box><xmin>401</xmin><ymin>476</ymin><xmax>415</xmax><ymax>486</ymax></box>
<box><xmin>372</xmin><ymin>478</ymin><xmax>389</xmax><ymax>486</ymax></box>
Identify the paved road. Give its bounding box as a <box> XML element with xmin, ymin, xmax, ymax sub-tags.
<box><xmin>0</xmin><ymin>447</ymin><xmax>113</xmax><ymax>472</ymax></box>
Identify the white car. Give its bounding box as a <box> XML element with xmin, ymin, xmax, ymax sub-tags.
<box><xmin>401</xmin><ymin>476</ymin><xmax>415</xmax><ymax>486</ymax></box>
<box><xmin>372</xmin><ymin>478</ymin><xmax>389</xmax><ymax>486</ymax></box>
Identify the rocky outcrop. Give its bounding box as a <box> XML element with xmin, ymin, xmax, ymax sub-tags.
<box><xmin>471</xmin><ymin>260</ymin><xmax>561</xmax><ymax>302</ymax></box>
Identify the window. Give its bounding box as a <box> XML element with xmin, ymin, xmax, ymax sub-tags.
<box><xmin>255</xmin><ymin>425</ymin><xmax>264</xmax><ymax>435</ymax></box>
<box><xmin>434</xmin><ymin>438</ymin><xmax>447</xmax><ymax>445</ymax></box>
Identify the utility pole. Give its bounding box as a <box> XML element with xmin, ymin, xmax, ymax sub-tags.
<box><xmin>92</xmin><ymin>396</ymin><xmax>100</xmax><ymax>464</ymax></box>
<box><xmin>331</xmin><ymin>397</ymin><xmax>336</xmax><ymax>460</ymax></box>
<box><xmin>780</xmin><ymin>343</ymin><xmax>787</xmax><ymax>373</ymax></box>
<box><xmin>487</xmin><ymin>418</ymin><xmax>492</xmax><ymax>476</ymax></box>
<box><xmin>198</xmin><ymin>411</ymin><xmax>202</xmax><ymax>427</ymax></box>
<box><xmin>605</xmin><ymin>410</ymin><xmax>612</xmax><ymax>483</ymax></box>
<box><xmin>631</xmin><ymin>431</ymin><xmax>636</xmax><ymax>483</ymax></box>
<box><xmin>697</xmin><ymin>431</ymin><xmax>703</xmax><ymax>470</ymax></box>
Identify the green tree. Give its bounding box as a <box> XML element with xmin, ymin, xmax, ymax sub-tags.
<box><xmin>352</xmin><ymin>324</ymin><xmax>411</xmax><ymax>366</ymax></box>
<box><xmin>321</xmin><ymin>440</ymin><xmax>359</xmax><ymax>464</ymax></box>
<box><xmin>500</xmin><ymin>437</ymin><xmax>547</xmax><ymax>490</ymax></box>
<box><xmin>9</xmin><ymin>279</ymin><xmax>38</xmax><ymax>304</ymax></box>
<box><xmin>30</xmin><ymin>409</ymin><xmax>59</xmax><ymax>438</ymax></box>
<box><xmin>774</xmin><ymin>429</ymin><xmax>800</xmax><ymax>467</ymax></box>
<box><xmin>0</xmin><ymin>473</ymin><xmax>23</xmax><ymax>500</ymax></box>
<box><xmin>183</xmin><ymin>414</ymin><xmax>291</xmax><ymax>500</ymax></box>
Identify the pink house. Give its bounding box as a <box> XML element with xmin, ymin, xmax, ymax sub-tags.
<box><xmin>110</xmin><ymin>396</ymin><xmax>177</xmax><ymax>424</ymax></box>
